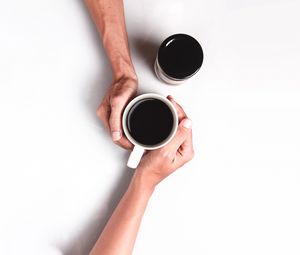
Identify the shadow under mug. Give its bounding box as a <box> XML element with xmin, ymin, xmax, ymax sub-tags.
<box><xmin>122</xmin><ymin>93</ymin><xmax>178</xmax><ymax>168</ymax></box>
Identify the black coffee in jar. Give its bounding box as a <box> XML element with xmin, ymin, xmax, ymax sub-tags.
<box><xmin>126</xmin><ymin>98</ymin><xmax>174</xmax><ymax>146</ymax></box>
<box><xmin>155</xmin><ymin>34</ymin><xmax>204</xmax><ymax>84</ymax></box>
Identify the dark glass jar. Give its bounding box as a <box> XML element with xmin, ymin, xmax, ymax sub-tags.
<box><xmin>155</xmin><ymin>34</ymin><xmax>204</xmax><ymax>84</ymax></box>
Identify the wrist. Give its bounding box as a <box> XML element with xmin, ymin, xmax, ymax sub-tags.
<box><xmin>132</xmin><ymin>169</ymin><xmax>156</xmax><ymax>194</ymax></box>
<box><xmin>112</xmin><ymin>56</ymin><xmax>137</xmax><ymax>83</ymax></box>
<box><xmin>133</xmin><ymin>167</ymin><xmax>159</xmax><ymax>192</ymax></box>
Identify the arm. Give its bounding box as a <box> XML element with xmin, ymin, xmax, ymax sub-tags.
<box><xmin>90</xmin><ymin>171</ymin><xmax>154</xmax><ymax>255</ymax></box>
<box><xmin>90</xmin><ymin>97</ymin><xmax>194</xmax><ymax>255</ymax></box>
<box><xmin>85</xmin><ymin>0</ymin><xmax>138</xmax><ymax>149</ymax></box>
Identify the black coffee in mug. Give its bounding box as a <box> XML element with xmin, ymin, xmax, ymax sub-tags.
<box><xmin>126</xmin><ymin>98</ymin><xmax>174</xmax><ymax>146</ymax></box>
<box><xmin>122</xmin><ymin>93</ymin><xmax>178</xmax><ymax>168</ymax></box>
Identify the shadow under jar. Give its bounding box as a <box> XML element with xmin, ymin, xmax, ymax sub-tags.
<box><xmin>154</xmin><ymin>34</ymin><xmax>204</xmax><ymax>85</ymax></box>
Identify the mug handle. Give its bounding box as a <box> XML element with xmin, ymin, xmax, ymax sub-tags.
<box><xmin>127</xmin><ymin>145</ymin><xmax>145</xmax><ymax>169</ymax></box>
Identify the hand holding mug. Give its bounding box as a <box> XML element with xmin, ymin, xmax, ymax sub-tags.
<box><xmin>136</xmin><ymin>96</ymin><xmax>194</xmax><ymax>187</ymax></box>
<box><xmin>97</xmin><ymin>75</ymin><xmax>137</xmax><ymax>149</ymax></box>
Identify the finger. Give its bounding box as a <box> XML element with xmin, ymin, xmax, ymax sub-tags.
<box><xmin>99</xmin><ymin>103</ymin><xmax>133</xmax><ymax>150</ymax></box>
<box><xmin>167</xmin><ymin>95</ymin><xmax>187</xmax><ymax>121</ymax></box>
<box><xmin>97</xmin><ymin>102</ymin><xmax>110</xmax><ymax>131</ymax></box>
<box><xmin>177</xmin><ymin>129</ymin><xmax>194</xmax><ymax>159</ymax></box>
<box><xmin>114</xmin><ymin>136</ymin><xmax>134</xmax><ymax>150</ymax></box>
<box><xmin>181</xmin><ymin>125</ymin><xmax>193</xmax><ymax>150</ymax></box>
<box><xmin>109</xmin><ymin>97</ymin><xmax>125</xmax><ymax>142</ymax></box>
<box><xmin>108</xmin><ymin>84</ymin><xmax>137</xmax><ymax>143</ymax></box>
<box><xmin>164</xmin><ymin>118</ymin><xmax>192</xmax><ymax>152</ymax></box>
<box><xmin>173</xmin><ymin>129</ymin><xmax>194</xmax><ymax>169</ymax></box>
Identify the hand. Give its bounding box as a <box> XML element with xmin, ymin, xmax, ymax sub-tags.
<box><xmin>97</xmin><ymin>75</ymin><xmax>138</xmax><ymax>149</ymax></box>
<box><xmin>135</xmin><ymin>96</ymin><xmax>194</xmax><ymax>188</ymax></box>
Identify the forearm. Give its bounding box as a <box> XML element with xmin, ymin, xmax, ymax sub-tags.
<box><xmin>90</xmin><ymin>172</ymin><xmax>154</xmax><ymax>255</ymax></box>
<box><xmin>85</xmin><ymin>0</ymin><xmax>136</xmax><ymax>80</ymax></box>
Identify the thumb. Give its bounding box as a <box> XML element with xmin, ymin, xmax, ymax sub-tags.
<box><xmin>109</xmin><ymin>102</ymin><xmax>124</xmax><ymax>142</ymax></box>
<box><xmin>165</xmin><ymin>118</ymin><xmax>192</xmax><ymax>151</ymax></box>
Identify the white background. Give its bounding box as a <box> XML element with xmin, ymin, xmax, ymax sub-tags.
<box><xmin>1</xmin><ymin>0</ymin><xmax>300</xmax><ymax>254</ymax></box>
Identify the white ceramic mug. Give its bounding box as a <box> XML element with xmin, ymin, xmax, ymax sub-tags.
<box><xmin>122</xmin><ymin>93</ymin><xmax>178</xmax><ymax>168</ymax></box>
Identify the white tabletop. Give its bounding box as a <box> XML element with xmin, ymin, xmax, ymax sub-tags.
<box><xmin>1</xmin><ymin>0</ymin><xmax>300</xmax><ymax>254</ymax></box>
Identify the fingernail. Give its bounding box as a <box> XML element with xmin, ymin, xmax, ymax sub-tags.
<box><xmin>182</xmin><ymin>118</ymin><xmax>192</xmax><ymax>129</ymax></box>
<box><xmin>167</xmin><ymin>95</ymin><xmax>174</xmax><ymax>100</ymax></box>
<box><xmin>112</xmin><ymin>131</ymin><xmax>121</xmax><ymax>141</ymax></box>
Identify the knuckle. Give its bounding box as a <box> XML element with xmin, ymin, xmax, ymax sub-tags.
<box><xmin>97</xmin><ymin>104</ymin><xmax>107</xmax><ymax>117</ymax></box>
<box><xmin>96</xmin><ymin>106</ymin><xmax>104</xmax><ymax>118</ymax></box>
<box><xmin>190</xmin><ymin>148</ymin><xmax>195</xmax><ymax>157</ymax></box>
<box><xmin>162</xmin><ymin>150</ymin><xmax>174</xmax><ymax>160</ymax></box>
<box><xmin>123</xmin><ymin>81</ymin><xmax>137</xmax><ymax>92</ymax></box>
